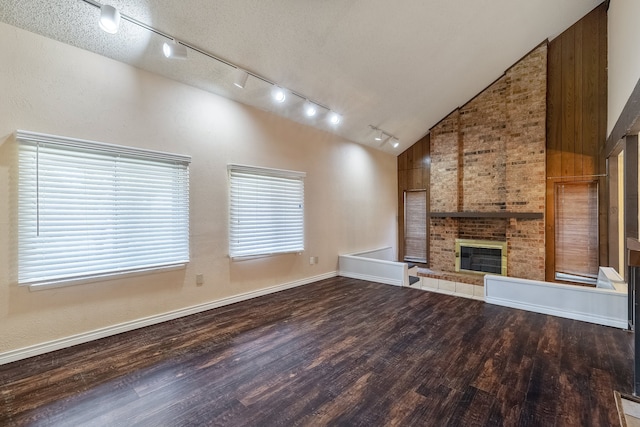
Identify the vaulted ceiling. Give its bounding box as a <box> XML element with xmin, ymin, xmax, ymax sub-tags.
<box><xmin>0</xmin><ymin>0</ymin><xmax>604</xmax><ymax>153</ymax></box>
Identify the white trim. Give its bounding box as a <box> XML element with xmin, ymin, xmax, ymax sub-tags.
<box><xmin>26</xmin><ymin>264</ymin><xmax>187</xmax><ymax>291</ymax></box>
<box><xmin>338</xmin><ymin>271</ymin><xmax>403</xmax><ymax>287</ymax></box>
<box><xmin>484</xmin><ymin>275</ymin><xmax>628</xmax><ymax>329</ymax></box>
<box><xmin>485</xmin><ymin>296</ymin><xmax>628</xmax><ymax>329</ymax></box>
<box><xmin>338</xmin><ymin>248</ymin><xmax>408</xmax><ymax>287</ymax></box>
<box><xmin>227</xmin><ymin>163</ymin><xmax>306</xmax><ymax>179</ymax></box>
<box><xmin>0</xmin><ymin>271</ymin><xmax>337</xmax><ymax>366</ymax></box>
<box><xmin>346</xmin><ymin>247</ymin><xmax>396</xmax><ymax>262</ymax></box>
<box><xmin>16</xmin><ymin>130</ymin><xmax>192</xmax><ymax>164</ymax></box>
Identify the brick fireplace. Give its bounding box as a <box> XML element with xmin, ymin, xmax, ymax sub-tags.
<box><xmin>410</xmin><ymin>43</ymin><xmax>547</xmax><ymax>285</ymax></box>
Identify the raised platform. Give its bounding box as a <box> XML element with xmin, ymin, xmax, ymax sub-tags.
<box><xmin>338</xmin><ymin>247</ymin><xmax>409</xmax><ymax>287</ymax></box>
<box><xmin>410</xmin><ymin>268</ymin><xmax>484</xmax><ymax>300</ymax></box>
<box><xmin>416</xmin><ymin>268</ymin><xmax>484</xmax><ymax>286</ymax></box>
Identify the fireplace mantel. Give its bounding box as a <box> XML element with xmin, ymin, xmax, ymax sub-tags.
<box><xmin>429</xmin><ymin>212</ymin><xmax>543</xmax><ymax>219</ymax></box>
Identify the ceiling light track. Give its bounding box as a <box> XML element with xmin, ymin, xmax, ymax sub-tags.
<box><xmin>82</xmin><ymin>0</ymin><xmax>167</xmax><ymax>38</ymax></box>
<box><xmin>82</xmin><ymin>0</ymin><xmax>342</xmax><ymax>125</ymax></box>
<box><xmin>369</xmin><ymin>125</ymin><xmax>400</xmax><ymax>149</ymax></box>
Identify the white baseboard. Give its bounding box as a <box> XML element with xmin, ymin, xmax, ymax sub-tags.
<box><xmin>338</xmin><ymin>271</ymin><xmax>403</xmax><ymax>287</ymax></box>
<box><xmin>0</xmin><ymin>271</ymin><xmax>337</xmax><ymax>366</ymax></box>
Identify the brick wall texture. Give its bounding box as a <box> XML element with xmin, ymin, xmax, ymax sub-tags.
<box><xmin>429</xmin><ymin>44</ymin><xmax>547</xmax><ymax>281</ymax></box>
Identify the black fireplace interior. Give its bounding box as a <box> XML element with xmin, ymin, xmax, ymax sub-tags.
<box><xmin>460</xmin><ymin>246</ymin><xmax>502</xmax><ymax>274</ymax></box>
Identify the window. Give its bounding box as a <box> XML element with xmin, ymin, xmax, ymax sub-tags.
<box><xmin>17</xmin><ymin>130</ymin><xmax>191</xmax><ymax>288</ymax></box>
<box><xmin>228</xmin><ymin>164</ymin><xmax>305</xmax><ymax>259</ymax></box>
<box><xmin>404</xmin><ymin>190</ymin><xmax>427</xmax><ymax>263</ymax></box>
<box><xmin>555</xmin><ymin>181</ymin><xmax>598</xmax><ymax>284</ymax></box>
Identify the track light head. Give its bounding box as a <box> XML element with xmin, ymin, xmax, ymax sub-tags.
<box><xmin>163</xmin><ymin>40</ymin><xmax>188</xmax><ymax>59</ymax></box>
<box><xmin>233</xmin><ymin>69</ymin><xmax>249</xmax><ymax>89</ymax></box>
<box><xmin>272</xmin><ymin>86</ymin><xmax>286</xmax><ymax>103</ymax></box>
<box><xmin>99</xmin><ymin>4</ymin><xmax>121</xmax><ymax>34</ymax></box>
<box><xmin>304</xmin><ymin>101</ymin><xmax>317</xmax><ymax>117</ymax></box>
<box><xmin>391</xmin><ymin>138</ymin><xmax>400</xmax><ymax>148</ymax></box>
<box><xmin>374</xmin><ymin>129</ymin><xmax>384</xmax><ymax>141</ymax></box>
<box><xmin>328</xmin><ymin>112</ymin><xmax>342</xmax><ymax>125</ymax></box>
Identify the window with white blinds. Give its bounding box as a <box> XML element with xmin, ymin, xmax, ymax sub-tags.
<box><xmin>228</xmin><ymin>164</ymin><xmax>305</xmax><ymax>259</ymax></box>
<box><xmin>17</xmin><ymin>130</ymin><xmax>191</xmax><ymax>288</ymax></box>
<box><xmin>554</xmin><ymin>181</ymin><xmax>598</xmax><ymax>284</ymax></box>
<box><xmin>404</xmin><ymin>190</ymin><xmax>427</xmax><ymax>263</ymax></box>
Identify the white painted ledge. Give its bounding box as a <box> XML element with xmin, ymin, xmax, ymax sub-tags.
<box><xmin>484</xmin><ymin>275</ymin><xmax>628</xmax><ymax>329</ymax></box>
<box><xmin>0</xmin><ymin>271</ymin><xmax>337</xmax><ymax>366</ymax></box>
<box><xmin>338</xmin><ymin>247</ymin><xmax>408</xmax><ymax>287</ymax></box>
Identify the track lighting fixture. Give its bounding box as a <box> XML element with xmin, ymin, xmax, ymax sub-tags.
<box><xmin>328</xmin><ymin>112</ymin><xmax>342</xmax><ymax>125</ymax></box>
<box><xmin>272</xmin><ymin>86</ymin><xmax>287</xmax><ymax>103</ymax></box>
<box><xmin>304</xmin><ymin>101</ymin><xmax>317</xmax><ymax>117</ymax></box>
<box><xmin>162</xmin><ymin>40</ymin><xmax>188</xmax><ymax>60</ymax></box>
<box><xmin>84</xmin><ymin>1</ymin><xmax>346</xmax><ymax>131</ymax></box>
<box><xmin>98</xmin><ymin>4</ymin><xmax>121</xmax><ymax>34</ymax></box>
<box><xmin>233</xmin><ymin>68</ymin><xmax>249</xmax><ymax>89</ymax></box>
<box><xmin>369</xmin><ymin>125</ymin><xmax>398</xmax><ymax>147</ymax></box>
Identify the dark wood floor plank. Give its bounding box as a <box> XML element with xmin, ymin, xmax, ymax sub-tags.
<box><xmin>0</xmin><ymin>277</ymin><xmax>633</xmax><ymax>426</ymax></box>
<box><xmin>518</xmin><ymin>316</ymin><xmax>564</xmax><ymax>426</ymax></box>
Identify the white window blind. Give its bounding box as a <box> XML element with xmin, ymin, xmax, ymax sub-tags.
<box><xmin>17</xmin><ymin>130</ymin><xmax>191</xmax><ymax>287</ymax></box>
<box><xmin>228</xmin><ymin>164</ymin><xmax>305</xmax><ymax>259</ymax></box>
<box><xmin>555</xmin><ymin>181</ymin><xmax>598</xmax><ymax>284</ymax></box>
<box><xmin>404</xmin><ymin>190</ymin><xmax>427</xmax><ymax>263</ymax></box>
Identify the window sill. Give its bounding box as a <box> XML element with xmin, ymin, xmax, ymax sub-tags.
<box><xmin>22</xmin><ymin>263</ymin><xmax>187</xmax><ymax>291</ymax></box>
<box><xmin>229</xmin><ymin>250</ymin><xmax>303</xmax><ymax>261</ymax></box>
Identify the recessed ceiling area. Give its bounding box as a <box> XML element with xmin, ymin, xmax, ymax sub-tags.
<box><xmin>0</xmin><ymin>0</ymin><xmax>604</xmax><ymax>153</ymax></box>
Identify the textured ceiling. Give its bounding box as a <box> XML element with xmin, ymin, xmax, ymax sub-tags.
<box><xmin>0</xmin><ymin>0</ymin><xmax>604</xmax><ymax>154</ymax></box>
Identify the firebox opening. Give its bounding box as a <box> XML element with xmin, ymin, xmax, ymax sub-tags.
<box><xmin>455</xmin><ymin>239</ymin><xmax>507</xmax><ymax>276</ymax></box>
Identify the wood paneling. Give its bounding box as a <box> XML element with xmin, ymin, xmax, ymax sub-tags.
<box><xmin>546</xmin><ymin>3</ymin><xmax>608</xmax><ymax>281</ymax></box>
<box><xmin>0</xmin><ymin>277</ymin><xmax>632</xmax><ymax>426</ymax></box>
<box><xmin>560</xmin><ymin>24</ymin><xmax>576</xmax><ymax>179</ymax></box>
<box><xmin>608</xmin><ymin>157</ymin><xmax>621</xmax><ymax>273</ymax></box>
<box><xmin>547</xmin><ymin>32</ymin><xmax>563</xmax><ymax>179</ymax></box>
<box><xmin>398</xmin><ymin>134</ymin><xmax>430</xmax><ymax>262</ymax></box>
<box><xmin>625</xmin><ymin>136</ymin><xmax>639</xmax><ymax>261</ymax></box>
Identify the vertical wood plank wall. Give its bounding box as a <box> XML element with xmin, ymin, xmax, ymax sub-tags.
<box><xmin>626</xmin><ymin>136</ymin><xmax>639</xmax><ymax>259</ymax></box>
<box><xmin>397</xmin><ymin>134</ymin><xmax>430</xmax><ymax>262</ymax></box>
<box><xmin>545</xmin><ymin>3</ymin><xmax>608</xmax><ymax>281</ymax></box>
<box><xmin>608</xmin><ymin>155</ymin><xmax>621</xmax><ymax>274</ymax></box>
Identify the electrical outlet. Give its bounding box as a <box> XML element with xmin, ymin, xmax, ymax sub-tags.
<box><xmin>196</xmin><ymin>274</ymin><xmax>204</xmax><ymax>286</ymax></box>
<box><xmin>309</xmin><ymin>256</ymin><xmax>318</xmax><ymax>265</ymax></box>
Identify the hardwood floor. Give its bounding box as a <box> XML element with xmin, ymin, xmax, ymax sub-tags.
<box><xmin>0</xmin><ymin>277</ymin><xmax>633</xmax><ymax>426</ymax></box>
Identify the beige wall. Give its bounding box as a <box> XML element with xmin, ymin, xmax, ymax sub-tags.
<box><xmin>608</xmin><ymin>0</ymin><xmax>640</xmax><ymax>135</ymax></box>
<box><xmin>0</xmin><ymin>23</ymin><xmax>397</xmax><ymax>354</ymax></box>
